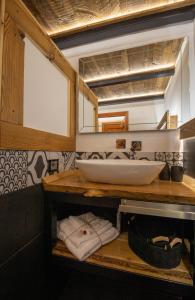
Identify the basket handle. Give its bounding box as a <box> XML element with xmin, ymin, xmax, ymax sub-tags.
<box><xmin>152</xmin><ymin>236</ymin><xmax>182</xmax><ymax>249</ymax></box>
<box><xmin>152</xmin><ymin>236</ymin><xmax>169</xmax><ymax>244</ymax></box>
<box><xmin>169</xmin><ymin>237</ymin><xmax>182</xmax><ymax>248</ymax></box>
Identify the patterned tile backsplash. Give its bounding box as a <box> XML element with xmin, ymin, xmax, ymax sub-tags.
<box><xmin>0</xmin><ymin>150</ymin><xmax>75</xmax><ymax>195</ymax></box>
<box><xmin>0</xmin><ymin>150</ymin><xmax>183</xmax><ymax>196</ymax></box>
<box><xmin>0</xmin><ymin>151</ymin><xmax>28</xmax><ymax>195</ymax></box>
<box><xmin>76</xmin><ymin>151</ymin><xmax>183</xmax><ymax>166</ymax></box>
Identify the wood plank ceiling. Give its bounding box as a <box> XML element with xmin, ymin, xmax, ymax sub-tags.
<box><xmin>79</xmin><ymin>38</ymin><xmax>184</xmax><ymax>103</ymax></box>
<box><xmin>22</xmin><ymin>0</ymin><xmax>195</xmax><ymax>37</ymax></box>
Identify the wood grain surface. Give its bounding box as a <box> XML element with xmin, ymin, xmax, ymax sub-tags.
<box><xmin>53</xmin><ymin>233</ymin><xmax>192</xmax><ymax>286</ymax></box>
<box><xmin>43</xmin><ymin>170</ymin><xmax>195</xmax><ymax>205</ymax></box>
<box><xmin>22</xmin><ymin>1</ymin><xmax>195</xmax><ymax>37</ymax></box>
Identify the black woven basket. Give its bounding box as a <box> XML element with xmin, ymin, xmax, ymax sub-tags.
<box><xmin>128</xmin><ymin>215</ymin><xmax>183</xmax><ymax>269</ymax></box>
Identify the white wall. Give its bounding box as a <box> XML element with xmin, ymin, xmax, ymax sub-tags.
<box><xmin>164</xmin><ymin>39</ymin><xmax>190</xmax><ymax>125</ymax></box>
<box><xmin>79</xmin><ymin>91</ymin><xmax>95</xmax><ymax>133</ymax></box>
<box><xmin>24</xmin><ymin>38</ymin><xmax>69</xmax><ymax>136</ymax></box>
<box><xmin>76</xmin><ymin>130</ymin><xmax>182</xmax><ymax>152</ymax></box>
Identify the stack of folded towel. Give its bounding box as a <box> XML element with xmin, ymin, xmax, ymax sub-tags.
<box><xmin>57</xmin><ymin>212</ymin><xmax>119</xmax><ymax>261</ymax></box>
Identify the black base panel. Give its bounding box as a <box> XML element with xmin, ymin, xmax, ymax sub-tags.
<box><xmin>52</xmin><ymin>256</ymin><xmax>194</xmax><ymax>299</ymax></box>
<box><xmin>57</xmin><ymin>271</ymin><xmax>192</xmax><ymax>300</ymax></box>
<box><xmin>45</xmin><ymin>192</ymin><xmax>120</xmax><ymax>209</ymax></box>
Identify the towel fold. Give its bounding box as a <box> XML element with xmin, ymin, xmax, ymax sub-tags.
<box><xmin>57</xmin><ymin>212</ymin><xmax>119</xmax><ymax>261</ymax></box>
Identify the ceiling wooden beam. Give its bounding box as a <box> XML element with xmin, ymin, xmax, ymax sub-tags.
<box><xmin>86</xmin><ymin>67</ymin><xmax>175</xmax><ymax>89</ymax></box>
<box><xmin>51</xmin><ymin>1</ymin><xmax>195</xmax><ymax>39</ymax></box>
<box><xmin>53</xmin><ymin>5</ymin><xmax>195</xmax><ymax>50</ymax></box>
<box><xmin>98</xmin><ymin>94</ymin><xmax>164</xmax><ymax>106</ymax></box>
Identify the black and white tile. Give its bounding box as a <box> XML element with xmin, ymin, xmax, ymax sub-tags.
<box><xmin>0</xmin><ymin>150</ymin><xmax>76</xmax><ymax>194</ymax></box>
<box><xmin>46</xmin><ymin>151</ymin><xmax>65</xmax><ymax>173</ymax></box>
<box><xmin>86</xmin><ymin>152</ymin><xmax>107</xmax><ymax>160</ymax></box>
<box><xmin>0</xmin><ymin>150</ymin><xmax>28</xmax><ymax>195</ymax></box>
<box><xmin>155</xmin><ymin>152</ymin><xmax>183</xmax><ymax>166</ymax></box>
<box><xmin>63</xmin><ymin>152</ymin><xmax>75</xmax><ymax>170</ymax></box>
<box><xmin>76</xmin><ymin>152</ymin><xmax>107</xmax><ymax>160</ymax></box>
<box><xmin>106</xmin><ymin>152</ymin><xmax>130</xmax><ymax>159</ymax></box>
<box><xmin>28</xmin><ymin>151</ymin><xmax>76</xmax><ymax>186</ymax></box>
<box><xmin>75</xmin><ymin>152</ymin><xmax>87</xmax><ymax>160</ymax></box>
<box><xmin>76</xmin><ymin>151</ymin><xmax>183</xmax><ymax>166</ymax></box>
<box><xmin>76</xmin><ymin>152</ymin><xmax>130</xmax><ymax>160</ymax></box>
<box><xmin>27</xmin><ymin>151</ymin><xmax>48</xmax><ymax>186</ymax></box>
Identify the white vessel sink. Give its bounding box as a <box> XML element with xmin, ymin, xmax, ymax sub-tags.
<box><xmin>76</xmin><ymin>159</ymin><xmax>166</xmax><ymax>185</ymax></box>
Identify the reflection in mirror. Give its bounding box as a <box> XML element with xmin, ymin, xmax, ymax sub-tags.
<box><xmin>78</xmin><ymin>79</ymin><xmax>98</xmax><ymax>133</ymax></box>
<box><xmin>78</xmin><ymin>37</ymin><xmax>191</xmax><ymax>133</ymax></box>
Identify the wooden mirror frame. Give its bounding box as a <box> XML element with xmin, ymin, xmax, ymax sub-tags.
<box><xmin>0</xmin><ymin>0</ymin><xmax>76</xmax><ymax>151</ymax></box>
<box><xmin>78</xmin><ymin>78</ymin><xmax>98</xmax><ymax>133</ymax></box>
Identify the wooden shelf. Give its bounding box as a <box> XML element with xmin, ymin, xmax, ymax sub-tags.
<box><xmin>52</xmin><ymin>233</ymin><xmax>193</xmax><ymax>286</ymax></box>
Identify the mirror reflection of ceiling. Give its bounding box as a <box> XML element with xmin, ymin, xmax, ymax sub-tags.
<box><xmin>80</xmin><ymin>39</ymin><xmax>182</xmax><ymax>81</ymax></box>
<box><xmin>94</xmin><ymin>77</ymin><xmax>170</xmax><ymax>102</ymax></box>
<box><xmin>80</xmin><ymin>39</ymin><xmax>184</xmax><ymax>103</ymax></box>
<box><xmin>22</xmin><ymin>1</ymin><xmax>193</xmax><ymax>37</ymax></box>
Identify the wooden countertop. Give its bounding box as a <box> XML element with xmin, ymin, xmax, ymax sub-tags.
<box><xmin>43</xmin><ymin>170</ymin><xmax>195</xmax><ymax>205</ymax></box>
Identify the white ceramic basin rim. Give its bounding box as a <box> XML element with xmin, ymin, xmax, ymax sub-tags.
<box><xmin>76</xmin><ymin>159</ymin><xmax>166</xmax><ymax>185</ymax></box>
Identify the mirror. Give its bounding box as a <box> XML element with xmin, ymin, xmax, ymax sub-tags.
<box><xmin>78</xmin><ymin>37</ymin><xmax>192</xmax><ymax>133</ymax></box>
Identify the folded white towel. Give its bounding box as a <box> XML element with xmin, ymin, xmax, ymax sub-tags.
<box><xmin>58</xmin><ymin>225</ymin><xmax>119</xmax><ymax>261</ymax></box>
<box><xmin>57</xmin><ymin>212</ymin><xmax>119</xmax><ymax>261</ymax></box>
<box><xmin>68</xmin><ymin>216</ymin><xmax>112</xmax><ymax>248</ymax></box>
<box><xmin>58</xmin><ymin>213</ymin><xmax>112</xmax><ymax>248</ymax></box>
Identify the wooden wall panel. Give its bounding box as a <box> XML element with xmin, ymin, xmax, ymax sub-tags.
<box><xmin>79</xmin><ymin>78</ymin><xmax>98</xmax><ymax>107</ymax></box>
<box><xmin>180</xmin><ymin>118</ymin><xmax>195</xmax><ymax>139</ymax></box>
<box><xmin>1</xmin><ymin>13</ymin><xmax>24</xmax><ymax>125</ymax></box>
<box><xmin>0</xmin><ymin>0</ymin><xmax>5</xmax><ymax>123</ymax></box>
<box><xmin>0</xmin><ymin>121</ymin><xmax>75</xmax><ymax>151</ymax></box>
<box><xmin>0</xmin><ymin>0</ymin><xmax>76</xmax><ymax>151</ymax></box>
<box><xmin>5</xmin><ymin>0</ymin><xmax>76</xmax><ymax>82</ymax></box>
<box><xmin>69</xmin><ymin>81</ymin><xmax>76</xmax><ymax>138</ymax></box>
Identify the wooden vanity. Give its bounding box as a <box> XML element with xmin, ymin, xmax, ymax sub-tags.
<box><xmin>43</xmin><ymin>170</ymin><xmax>195</xmax><ymax>297</ymax></box>
<box><xmin>43</xmin><ymin>169</ymin><xmax>195</xmax><ymax>205</ymax></box>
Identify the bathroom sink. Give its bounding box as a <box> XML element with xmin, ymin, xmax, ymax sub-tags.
<box><xmin>76</xmin><ymin>159</ymin><xmax>165</xmax><ymax>185</ymax></box>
